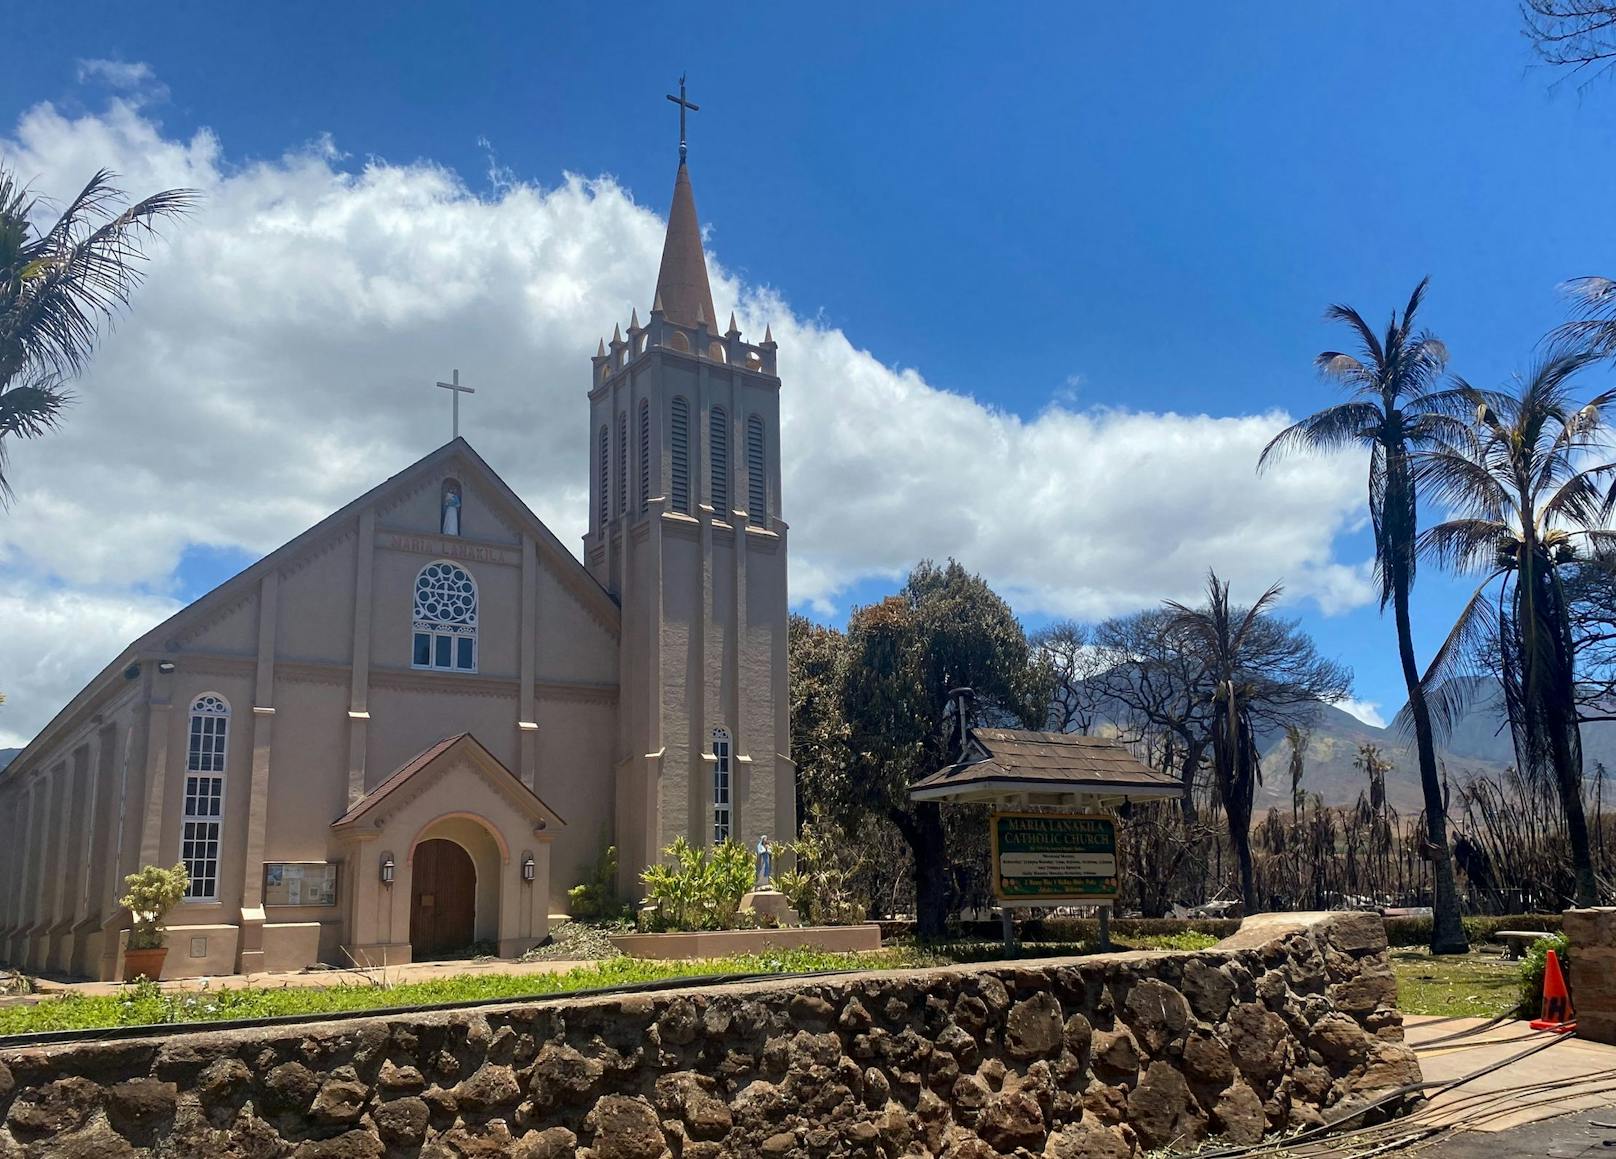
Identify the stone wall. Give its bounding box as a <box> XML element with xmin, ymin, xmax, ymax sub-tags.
<box><xmin>0</xmin><ymin>912</ymin><xmax>1418</xmax><ymax>1158</ymax></box>
<box><xmin>1562</xmin><ymin>907</ymin><xmax>1612</xmax><ymax>1042</ymax></box>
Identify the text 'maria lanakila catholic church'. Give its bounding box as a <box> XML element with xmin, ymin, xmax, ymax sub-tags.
<box><xmin>0</xmin><ymin>107</ymin><xmax>795</xmax><ymax>981</ymax></box>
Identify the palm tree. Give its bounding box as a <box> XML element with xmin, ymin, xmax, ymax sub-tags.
<box><xmin>1418</xmin><ymin>348</ymin><xmax>1616</xmax><ymax>907</ymax></box>
<box><xmin>1285</xmin><ymin>724</ymin><xmax>1309</xmax><ymax>821</ymax></box>
<box><xmin>1259</xmin><ymin>278</ymin><xmax>1470</xmax><ymax>953</ymax></box>
<box><xmin>1165</xmin><ymin>573</ymin><xmax>1284</xmax><ymax>913</ymax></box>
<box><xmin>0</xmin><ymin>167</ymin><xmax>195</xmax><ymax>499</ymax></box>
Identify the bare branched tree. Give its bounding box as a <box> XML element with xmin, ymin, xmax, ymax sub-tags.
<box><xmin>1524</xmin><ymin>2</ymin><xmax>1616</xmax><ymax>84</ymax></box>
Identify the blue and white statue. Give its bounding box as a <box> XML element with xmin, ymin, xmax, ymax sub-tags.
<box><xmin>754</xmin><ymin>834</ymin><xmax>774</xmax><ymax>888</ymax></box>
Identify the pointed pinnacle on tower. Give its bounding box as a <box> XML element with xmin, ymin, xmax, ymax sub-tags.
<box><xmin>762</xmin><ymin>324</ymin><xmax>775</xmax><ymax>345</ymax></box>
<box><xmin>727</xmin><ymin>311</ymin><xmax>740</xmax><ymax>337</ymax></box>
<box><xmin>629</xmin><ymin>308</ymin><xmax>641</xmax><ymax>331</ymax></box>
<box><xmin>652</xmin><ymin>292</ymin><xmax>665</xmax><ymax>316</ymax></box>
<box><xmin>596</xmin><ymin>338</ymin><xmax>607</xmax><ymax>357</ymax></box>
<box><xmin>612</xmin><ymin>323</ymin><xmax>623</xmax><ymax>345</ymax></box>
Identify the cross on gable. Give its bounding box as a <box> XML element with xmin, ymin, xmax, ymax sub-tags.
<box><xmin>435</xmin><ymin>369</ymin><xmax>476</xmax><ymax>440</ymax></box>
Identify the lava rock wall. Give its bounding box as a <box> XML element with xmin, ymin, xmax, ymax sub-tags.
<box><xmin>0</xmin><ymin>911</ymin><xmax>1418</xmax><ymax>1157</ymax></box>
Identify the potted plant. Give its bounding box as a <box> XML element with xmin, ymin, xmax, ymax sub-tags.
<box><xmin>119</xmin><ymin>863</ymin><xmax>189</xmax><ymax>982</ymax></box>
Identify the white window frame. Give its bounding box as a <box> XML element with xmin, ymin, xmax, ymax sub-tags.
<box><xmin>412</xmin><ymin>560</ymin><xmax>479</xmax><ymax>673</ymax></box>
<box><xmin>181</xmin><ymin>694</ymin><xmax>229</xmax><ymax>901</ymax></box>
<box><xmin>712</xmin><ymin>726</ymin><xmax>733</xmax><ymax>844</ymax></box>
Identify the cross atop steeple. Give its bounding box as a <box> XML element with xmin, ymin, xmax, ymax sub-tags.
<box><xmin>665</xmin><ymin>74</ymin><xmax>699</xmax><ymax>163</ymax></box>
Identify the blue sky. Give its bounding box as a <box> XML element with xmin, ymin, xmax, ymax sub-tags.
<box><xmin>4</xmin><ymin>1</ymin><xmax>1613</xmax><ymax>731</ymax></box>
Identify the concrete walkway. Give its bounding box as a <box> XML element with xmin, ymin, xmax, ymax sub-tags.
<box><xmin>1406</xmin><ymin>1014</ymin><xmax>1616</xmax><ymax>1133</ymax></box>
<box><xmin>4</xmin><ymin>955</ymin><xmax>591</xmax><ymax>1003</ymax></box>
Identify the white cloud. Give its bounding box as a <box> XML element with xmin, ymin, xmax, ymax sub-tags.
<box><xmin>1335</xmin><ymin>698</ymin><xmax>1388</xmax><ymax>729</ymax></box>
<box><xmin>0</xmin><ymin>582</ymin><xmax>182</xmax><ymax>748</ymax></box>
<box><xmin>74</xmin><ymin>60</ymin><xmax>168</xmax><ymax>104</ymax></box>
<box><xmin>0</xmin><ymin>94</ymin><xmax>1373</xmax><ymax>745</ymax></box>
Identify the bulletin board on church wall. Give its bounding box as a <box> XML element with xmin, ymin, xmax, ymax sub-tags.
<box><xmin>990</xmin><ymin>812</ymin><xmax>1119</xmax><ymax>904</ymax></box>
<box><xmin>263</xmin><ymin>862</ymin><xmax>339</xmax><ymax>907</ymax></box>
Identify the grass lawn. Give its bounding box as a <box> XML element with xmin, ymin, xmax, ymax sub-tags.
<box><xmin>3</xmin><ymin>930</ymin><xmax>1487</xmax><ymax>1037</ymax></box>
<box><xmin>1389</xmin><ymin>948</ymin><xmax>1525</xmax><ymax>1019</ymax></box>
<box><xmin>0</xmin><ymin>947</ymin><xmax>940</xmax><ymax>1038</ymax></box>
<box><xmin>0</xmin><ymin>931</ymin><xmax>1226</xmax><ymax>1038</ymax></box>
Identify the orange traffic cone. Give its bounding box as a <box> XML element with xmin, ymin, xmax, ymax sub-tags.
<box><xmin>1530</xmin><ymin>948</ymin><xmax>1576</xmax><ymax>1032</ymax></box>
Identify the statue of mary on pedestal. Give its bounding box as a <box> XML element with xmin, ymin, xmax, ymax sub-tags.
<box><xmin>754</xmin><ymin>835</ymin><xmax>774</xmax><ymax>888</ymax></box>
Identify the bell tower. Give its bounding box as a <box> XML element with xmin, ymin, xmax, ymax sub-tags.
<box><xmin>584</xmin><ymin>85</ymin><xmax>794</xmax><ymax>891</ymax></box>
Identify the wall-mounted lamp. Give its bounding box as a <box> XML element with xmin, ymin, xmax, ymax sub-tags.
<box><xmin>521</xmin><ymin>855</ymin><xmax>536</xmax><ymax>883</ymax></box>
<box><xmin>157</xmin><ymin>661</ymin><xmax>176</xmax><ymax>674</ymax></box>
<box><xmin>380</xmin><ymin>855</ymin><xmax>396</xmax><ymax>886</ymax></box>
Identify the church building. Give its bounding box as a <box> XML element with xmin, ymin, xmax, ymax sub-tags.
<box><xmin>0</xmin><ymin>126</ymin><xmax>795</xmax><ymax>981</ymax></box>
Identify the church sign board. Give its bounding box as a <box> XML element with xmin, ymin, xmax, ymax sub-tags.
<box><xmin>990</xmin><ymin>812</ymin><xmax>1119</xmax><ymax>903</ymax></box>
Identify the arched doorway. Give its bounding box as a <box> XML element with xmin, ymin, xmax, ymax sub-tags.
<box><xmin>410</xmin><ymin>838</ymin><xmax>477</xmax><ymax>958</ymax></box>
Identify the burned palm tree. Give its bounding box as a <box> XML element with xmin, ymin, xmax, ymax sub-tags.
<box><xmin>1260</xmin><ymin>278</ymin><xmax>1469</xmax><ymax>952</ymax></box>
<box><xmin>1418</xmin><ymin>348</ymin><xmax>1616</xmax><ymax>906</ymax></box>
<box><xmin>1165</xmin><ymin>572</ymin><xmax>1350</xmax><ymax>912</ymax></box>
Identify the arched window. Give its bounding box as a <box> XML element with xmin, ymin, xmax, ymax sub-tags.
<box><xmin>710</xmin><ymin>406</ymin><xmax>729</xmax><ymax>515</ymax></box>
<box><xmin>597</xmin><ymin>425</ymin><xmax>609</xmax><ymax>528</ymax></box>
<box><xmin>638</xmin><ymin>399</ymin><xmax>650</xmax><ymax>513</ymax></box>
<box><xmin>182</xmin><ymin>694</ymin><xmax>229</xmax><ymax>900</ymax></box>
<box><xmin>412</xmin><ymin>561</ymin><xmax>478</xmax><ymax>672</ymax></box>
<box><xmin>711</xmin><ymin>726</ymin><xmax>733</xmax><ymax>843</ymax></box>
<box><xmin>670</xmin><ymin>397</ymin><xmax>690</xmax><ymax>515</ymax></box>
<box><xmin>747</xmin><ymin>415</ymin><xmax>766</xmax><ymax>520</ymax></box>
<box><xmin>440</xmin><ymin>478</ymin><xmax>463</xmax><ymax>537</ymax></box>
<box><xmin>616</xmin><ymin>412</ymin><xmax>628</xmax><ymax>516</ymax></box>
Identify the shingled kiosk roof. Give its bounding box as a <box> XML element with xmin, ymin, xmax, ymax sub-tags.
<box><xmin>909</xmin><ymin>727</ymin><xmax>1182</xmax><ymax>805</ymax></box>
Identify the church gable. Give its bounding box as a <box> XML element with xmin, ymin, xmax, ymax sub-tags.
<box><xmin>140</xmin><ymin>438</ymin><xmax>616</xmax><ymax>664</ymax></box>
<box><xmin>376</xmin><ymin>458</ymin><xmax>522</xmax><ymax>546</ymax></box>
<box><xmin>331</xmin><ymin>733</ymin><xmax>565</xmax><ymax>835</ymax></box>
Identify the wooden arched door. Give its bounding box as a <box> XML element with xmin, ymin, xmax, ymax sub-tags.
<box><xmin>410</xmin><ymin>839</ymin><xmax>477</xmax><ymax>958</ymax></box>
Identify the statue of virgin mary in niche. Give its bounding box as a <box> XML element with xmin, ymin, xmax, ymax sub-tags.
<box><xmin>441</xmin><ymin>479</ymin><xmax>463</xmax><ymax>536</ymax></box>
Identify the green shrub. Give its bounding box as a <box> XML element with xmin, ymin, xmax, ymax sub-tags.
<box><xmin>1519</xmin><ymin>932</ymin><xmax>1570</xmax><ymax>1017</ymax></box>
<box><xmin>1019</xmin><ymin>917</ymin><xmax>1241</xmax><ymax>942</ymax></box>
<box><xmin>639</xmin><ymin>837</ymin><xmax>755</xmax><ymax>932</ymax></box>
<box><xmin>119</xmin><ymin>863</ymin><xmax>189</xmax><ymax>950</ymax></box>
<box><xmin>567</xmin><ymin>842</ymin><xmax>626</xmax><ymax>921</ymax></box>
<box><xmin>1382</xmin><ymin>914</ymin><xmax>1563</xmax><ymax>948</ymax></box>
<box><xmin>776</xmin><ymin>822</ymin><xmax>867</xmax><ymax>927</ymax></box>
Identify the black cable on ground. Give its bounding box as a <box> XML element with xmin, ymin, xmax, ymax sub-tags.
<box><xmin>1409</xmin><ymin>1003</ymin><xmax>1532</xmax><ymax>1051</ymax></box>
<box><xmin>0</xmin><ymin>966</ymin><xmax>861</xmax><ymax>1050</ymax></box>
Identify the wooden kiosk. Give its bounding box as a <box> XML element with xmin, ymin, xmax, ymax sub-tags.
<box><xmin>910</xmin><ymin>713</ymin><xmax>1182</xmax><ymax>949</ymax></box>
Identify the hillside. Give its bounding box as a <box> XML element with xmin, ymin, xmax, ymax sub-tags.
<box><xmin>1252</xmin><ymin>680</ymin><xmax>1616</xmax><ymax>813</ymax></box>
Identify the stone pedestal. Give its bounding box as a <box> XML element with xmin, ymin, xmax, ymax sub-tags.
<box><xmin>738</xmin><ymin>888</ymin><xmax>798</xmax><ymax>927</ymax></box>
<box><xmin>1562</xmin><ymin>908</ymin><xmax>1616</xmax><ymax>1042</ymax></box>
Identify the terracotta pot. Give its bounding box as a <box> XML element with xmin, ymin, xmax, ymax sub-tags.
<box><xmin>123</xmin><ymin>946</ymin><xmax>168</xmax><ymax>982</ymax></box>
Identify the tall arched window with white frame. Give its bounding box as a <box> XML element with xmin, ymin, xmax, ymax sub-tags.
<box><xmin>182</xmin><ymin>694</ymin><xmax>229</xmax><ymax>900</ymax></box>
<box><xmin>711</xmin><ymin>725</ymin><xmax>733</xmax><ymax>844</ymax></box>
<box><xmin>412</xmin><ymin>560</ymin><xmax>478</xmax><ymax>672</ymax></box>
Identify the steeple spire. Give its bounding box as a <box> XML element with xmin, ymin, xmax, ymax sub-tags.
<box><xmin>652</xmin><ymin>158</ymin><xmax>719</xmax><ymax>331</ymax></box>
